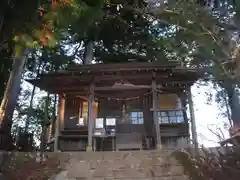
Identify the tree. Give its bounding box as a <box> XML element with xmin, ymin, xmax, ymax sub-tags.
<box><xmin>11</xmin><ymin>0</ymin><xmax>175</xmax><ymax>149</ymax></box>
<box><xmin>0</xmin><ymin>0</ymin><xmax>53</xmax><ymax>150</ymax></box>
<box><xmin>195</xmin><ymin>0</ymin><xmax>240</xmax><ymax>127</ymax></box>
<box><xmin>0</xmin><ymin>0</ymin><xmax>105</xmax><ymax>150</ymax></box>
<box><xmin>130</xmin><ymin>0</ymin><xmax>240</xmax><ymax>126</ymax></box>
<box><xmin>94</xmin><ymin>0</ymin><xmax>162</xmax><ymax>63</ymax></box>
<box><xmin>0</xmin><ymin>49</ymin><xmax>13</xmax><ymax>103</ymax></box>
<box><xmin>61</xmin><ymin>0</ymin><xmax>169</xmax><ymax>64</ymax></box>
<box><xmin>10</xmin><ymin>0</ymin><xmax>240</xmax><ymax>149</ymax></box>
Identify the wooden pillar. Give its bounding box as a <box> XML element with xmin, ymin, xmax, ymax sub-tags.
<box><xmin>54</xmin><ymin>93</ymin><xmax>65</xmax><ymax>152</ymax></box>
<box><xmin>187</xmin><ymin>87</ymin><xmax>198</xmax><ymax>150</ymax></box>
<box><xmin>152</xmin><ymin>75</ymin><xmax>161</xmax><ymax>149</ymax></box>
<box><xmin>179</xmin><ymin>92</ymin><xmax>188</xmax><ymax>124</ymax></box>
<box><xmin>122</xmin><ymin>101</ymin><xmax>126</xmax><ymax>123</ymax></box>
<box><xmin>59</xmin><ymin>94</ymin><xmax>65</xmax><ymax>130</ymax></box>
<box><xmin>87</xmin><ymin>82</ymin><xmax>94</xmax><ymax>152</ymax></box>
<box><xmin>99</xmin><ymin>99</ymin><xmax>106</xmax><ymax>128</ymax></box>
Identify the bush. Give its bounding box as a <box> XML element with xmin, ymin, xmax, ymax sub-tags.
<box><xmin>0</xmin><ymin>153</ymin><xmax>61</xmax><ymax>180</ymax></box>
<box><xmin>173</xmin><ymin>147</ymin><xmax>240</xmax><ymax>180</ymax></box>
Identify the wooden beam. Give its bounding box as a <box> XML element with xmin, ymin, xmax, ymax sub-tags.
<box><xmin>34</xmin><ymin>69</ymin><xmax>197</xmax><ymax>84</ymax></box>
<box><xmin>76</xmin><ymin>95</ymin><xmax>88</xmax><ymax>101</ymax></box>
<box><xmin>86</xmin><ymin>82</ymin><xmax>94</xmax><ymax>152</ymax></box>
<box><xmin>59</xmin><ymin>94</ymin><xmax>65</xmax><ymax>130</ymax></box>
<box><xmin>97</xmin><ymin>85</ymin><xmax>152</xmax><ymax>91</ymax></box>
<box><xmin>29</xmin><ymin>74</ymin><xmax>195</xmax><ymax>94</ymax></box>
<box><xmin>44</xmin><ymin>72</ymin><xmax>168</xmax><ymax>83</ymax></box>
<box><xmin>55</xmin><ymin>88</ymin><xmax>186</xmax><ymax>96</ymax></box>
<box><xmin>93</xmin><ymin>90</ymin><xmax>150</xmax><ymax>98</ymax></box>
<box><xmin>150</xmin><ymin>108</ymin><xmax>185</xmax><ymax>111</ymax></box>
<box><xmin>152</xmin><ymin>75</ymin><xmax>161</xmax><ymax>149</ymax></box>
<box><xmin>55</xmin><ymin>86</ymin><xmax>151</xmax><ymax>93</ymax></box>
<box><xmin>67</xmin><ymin>61</ymin><xmax>179</xmax><ymax>72</ymax></box>
<box><xmin>51</xmin><ymin>81</ymin><xmax>191</xmax><ymax>92</ymax></box>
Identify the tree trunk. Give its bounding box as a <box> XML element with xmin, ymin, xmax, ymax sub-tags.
<box><xmin>223</xmin><ymin>89</ymin><xmax>233</xmax><ymax>127</ymax></box>
<box><xmin>51</xmin><ymin>94</ymin><xmax>57</xmax><ymax>137</ymax></box>
<box><xmin>83</xmin><ymin>40</ymin><xmax>93</xmax><ymax>65</ymax></box>
<box><xmin>24</xmin><ymin>61</ymin><xmax>43</xmax><ymax>133</ymax></box>
<box><xmin>234</xmin><ymin>0</ymin><xmax>240</xmax><ymax>29</ymax></box>
<box><xmin>40</xmin><ymin>94</ymin><xmax>49</xmax><ymax>162</ymax></box>
<box><xmin>0</xmin><ymin>47</ymin><xmax>30</xmax><ymax>150</ymax></box>
<box><xmin>225</xmin><ymin>83</ymin><xmax>240</xmax><ymax>126</ymax></box>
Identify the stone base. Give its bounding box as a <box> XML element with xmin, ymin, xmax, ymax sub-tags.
<box><xmin>156</xmin><ymin>144</ymin><xmax>162</xmax><ymax>150</ymax></box>
<box><xmin>86</xmin><ymin>145</ymin><xmax>93</xmax><ymax>152</ymax></box>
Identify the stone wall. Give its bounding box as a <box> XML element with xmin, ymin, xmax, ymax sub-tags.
<box><xmin>54</xmin><ymin>150</ymin><xmax>188</xmax><ymax>180</ymax></box>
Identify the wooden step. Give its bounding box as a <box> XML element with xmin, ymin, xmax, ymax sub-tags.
<box><xmin>59</xmin><ymin>134</ymin><xmax>88</xmax><ymax>140</ymax></box>
<box><xmin>61</xmin><ymin>128</ymin><xmax>88</xmax><ymax>136</ymax></box>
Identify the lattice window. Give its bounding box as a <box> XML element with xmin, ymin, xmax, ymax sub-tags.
<box><xmin>129</xmin><ymin>112</ymin><xmax>144</xmax><ymax>124</ymax></box>
<box><xmin>158</xmin><ymin>110</ymin><xmax>184</xmax><ymax>124</ymax></box>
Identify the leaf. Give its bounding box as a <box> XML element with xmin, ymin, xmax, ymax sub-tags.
<box><xmin>13</xmin><ymin>36</ymin><xmax>20</xmax><ymax>42</ymax></box>
<box><xmin>14</xmin><ymin>45</ymin><xmax>23</xmax><ymax>57</ymax></box>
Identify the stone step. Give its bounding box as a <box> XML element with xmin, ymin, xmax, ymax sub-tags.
<box><xmin>67</xmin><ymin>166</ymin><xmax>183</xmax><ymax>179</ymax></box>
<box><xmin>65</xmin><ymin>150</ymin><xmax>178</xmax><ymax>161</ymax></box>
<box><xmin>52</xmin><ymin>150</ymin><xmax>186</xmax><ymax>180</ymax></box>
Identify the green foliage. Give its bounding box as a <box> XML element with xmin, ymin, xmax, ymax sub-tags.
<box><xmin>139</xmin><ymin>0</ymin><xmax>240</xmax><ymax>125</ymax></box>
<box><xmin>14</xmin><ymin>93</ymin><xmax>55</xmax><ymax>143</ymax></box>
<box><xmin>90</xmin><ymin>0</ymin><xmax>169</xmax><ymax>63</ymax></box>
<box><xmin>14</xmin><ymin>45</ymin><xmax>75</xmax><ymax>142</ymax></box>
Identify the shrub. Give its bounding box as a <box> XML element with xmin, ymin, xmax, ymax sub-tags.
<box><xmin>0</xmin><ymin>153</ymin><xmax>61</xmax><ymax>180</ymax></box>
<box><xmin>173</xmin><ymin>147</ymin><xmax>240</xmax><ymax>180</ymax></box>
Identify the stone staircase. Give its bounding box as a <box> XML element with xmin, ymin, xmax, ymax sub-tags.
<box><xmin>53</xmin><ymin>150</ymin><xmax>188</xmax><ymax>180</ymax></box>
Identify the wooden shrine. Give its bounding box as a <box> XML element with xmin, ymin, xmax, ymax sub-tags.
<box><xmin>28</xmin><ymin>62</ymin><xmax>202</xmax><ymax>151</ymax></box>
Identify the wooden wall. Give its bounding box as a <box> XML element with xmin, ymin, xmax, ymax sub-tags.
<box><xmin>104</xmin><ymin>100</ymin><xmax>122</xmax><ymax>121</ymax></box>
<box><xmin>63</xmin><ymin>93</ymin><xmax>189</xmax><ymax>135</ymax></box>
<box><xmin>158</xmin><ymin>93</ymin><xmax>182</xmax><ymax>109</ymax></box>
<box><xmin>143</xmin><ymin>95</ymin><xmax>154</xmax><ymax>136</ymax></box>
<box><xmin>64</xmin><ymin>95</ymin><xmax>81</xmax><ymax>129</ymax></box>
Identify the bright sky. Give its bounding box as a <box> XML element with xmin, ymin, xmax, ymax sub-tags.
<box><xmin>191</xmin><ymin>83</ymin><xmax>229</xmax><ymax>147</ymax></box>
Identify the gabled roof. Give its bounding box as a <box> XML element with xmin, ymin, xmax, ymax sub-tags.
<box><xmin>26</xmin><ymin>62</ymin><xmax>204</xmax><ymax>94</ymax></box>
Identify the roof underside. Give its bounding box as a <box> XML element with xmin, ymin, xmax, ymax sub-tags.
<box><xmin>27</xmin><ymin>62</ymin><xmax>203</xmax><ymax>95</ymax></box>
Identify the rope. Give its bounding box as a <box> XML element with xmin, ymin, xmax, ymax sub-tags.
<box><xmin>93</xmin><ymin>88</ymin><xmax>163</xmax><ymax>101</ymax></box>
